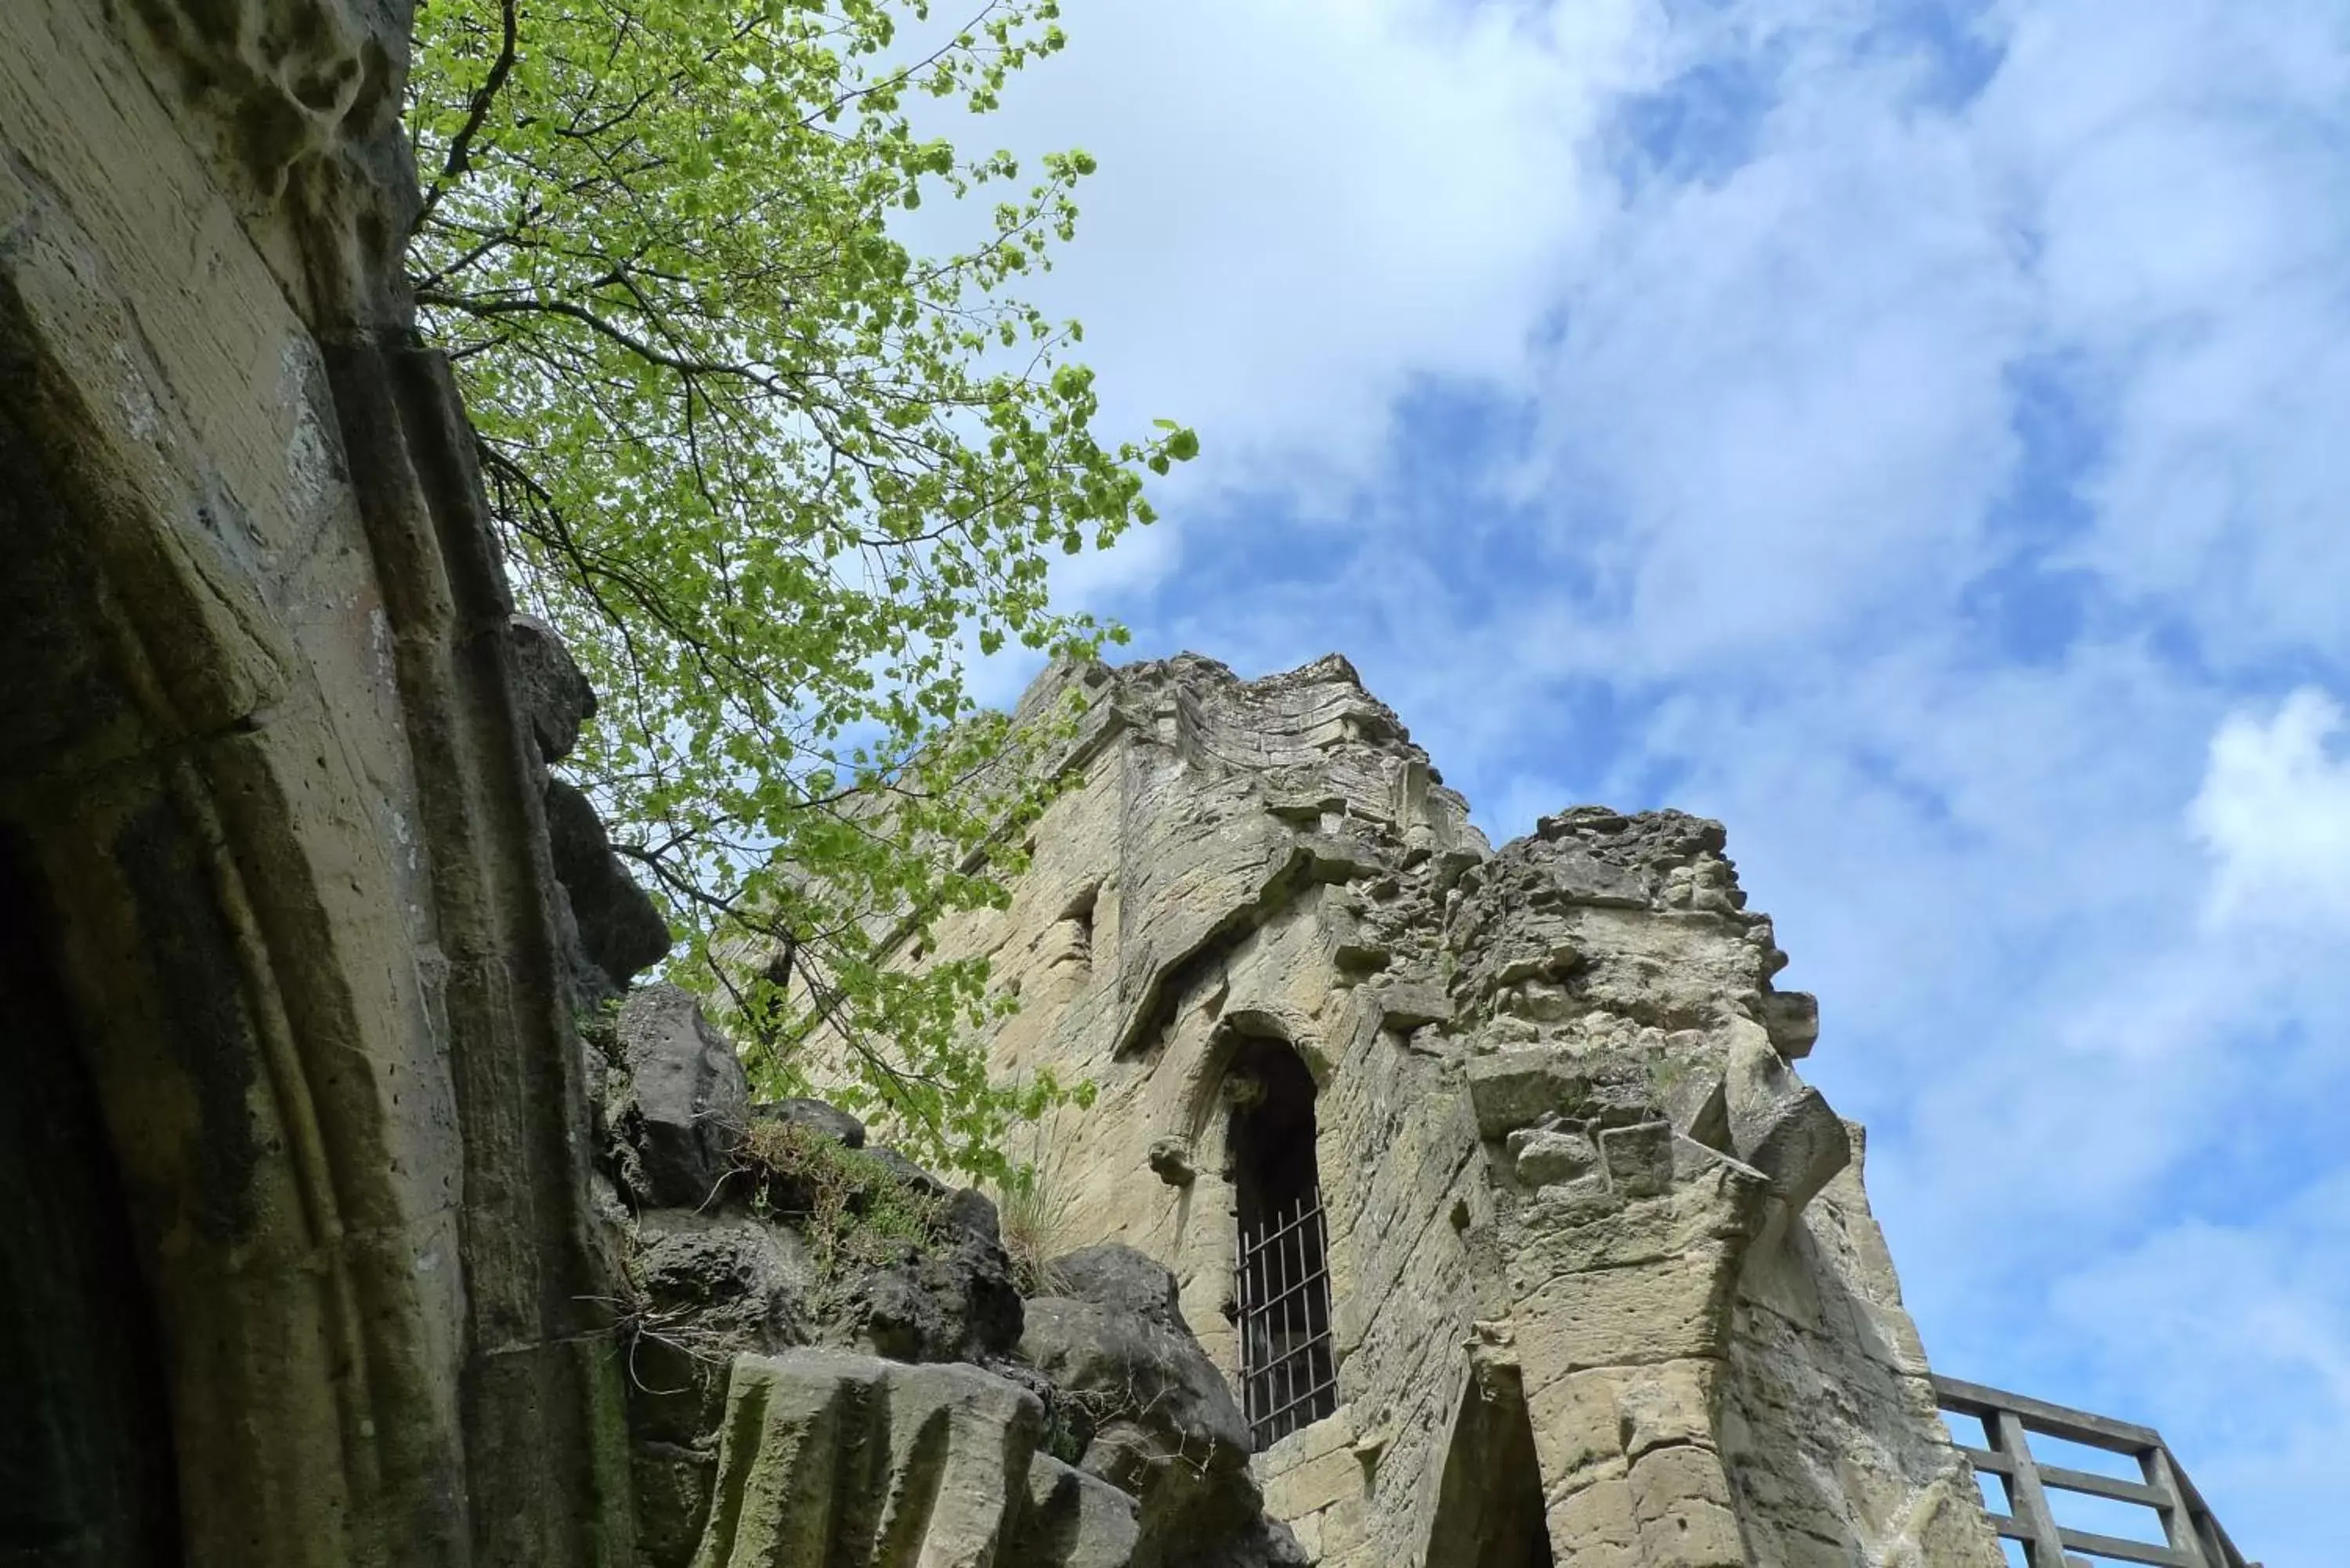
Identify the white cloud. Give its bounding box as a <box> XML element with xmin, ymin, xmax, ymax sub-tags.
<box><xmin>920</xmin><ymin>3</ymin><xmax>2350</xmax><ymax>1556</ymax></box>
<box><xmin>949</xmin><ymin>0</ymin><xmax>1665</xmax><ymax>493</ymax></box>
<box><xmin>1978</xmin><ymin>0</ymin><xmax>2350</xmax><ymax>667</ymax></box>
<box><xmin>1515</xmin><ymin>54</ymin><xmax>2033</xmax><ymax>674</ymax></box>
<box><xmin>2192</xmin><ymin>688</ymin><xmax>2350</xmax><ymax>930</ymax></box>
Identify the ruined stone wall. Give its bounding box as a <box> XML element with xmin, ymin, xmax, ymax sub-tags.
<box><xmin>1</xmin><ymin>4</ymin><xmax>634</xmax><ymax>1560</ymax></box>
<box><xmin>856</xmin><ymin>654</ymin><xmax>2006</xmax><ymax>1567</ymax></box>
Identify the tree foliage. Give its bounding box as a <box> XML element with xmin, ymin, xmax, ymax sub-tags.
<box><xmin>403</xmin><ymin>0</ymin><xmax>1188</xmax><ymax>1179</ymax></box>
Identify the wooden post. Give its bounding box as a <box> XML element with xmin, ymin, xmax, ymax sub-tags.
<box><xmin>1990</xmin><ymin>1409</ymin><xmax>2069</xmax><ymax>1568</ymax></box>
<box><xmin>2142</xmin><ymin>1447</ymin><xmax>2211</xmax><ymax>1568</ymax></box>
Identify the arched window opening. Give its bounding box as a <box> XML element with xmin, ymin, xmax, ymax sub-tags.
<box><xmin>1228</xmin><ymin>1038</ymin><xmax>1337</xmax><ymax>1449</ymax></box>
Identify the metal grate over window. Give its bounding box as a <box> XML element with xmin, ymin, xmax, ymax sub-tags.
<box><xmin>1235</xmin><ymin>1185</ymin><xmax>1337</xmax><ymax>1450</ymax></box>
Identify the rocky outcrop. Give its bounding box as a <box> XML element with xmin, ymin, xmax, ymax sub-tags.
<box><xmin>844</xmin><ymin>1223</ymin><xmax>1025</xmax><ymax>1367</ymax></box>
<box><xmin>609</xmin><ymin>984</ymin><xmax>751</xmax><ymax>1209</ymax></box>
<box><xmin>548</xmin><ymin>778</ymin><xmax>675</xmax><ymax>996</ymax></box>
<box><xmin>801</xmin><ymin>653</ymin><xmax>2006</xmax><ymax>1568</ymax></box>
<box><xmin>511</xmin><ymin>613</ymin><xmax>600</xmax><ymax>768</ymax></box>
<box><xmin>592</xmin><ymin>982</ymin><xmax>1300</xmax><ymax>1568</ymax></box>
<box><xmin>508</xmin><ymin>612</ymin><xmax>672</xmax><ymax>1000</ymax></box>
<box><xmin>692</xmin><ymin>1349</ymin><xmax>1142</xmax><ymax>1568</ymax></box>
<box><xmin>1023</xmin><ymin>1245</ymin><xmax>1307</xmax><ymax>1568</ymax></box>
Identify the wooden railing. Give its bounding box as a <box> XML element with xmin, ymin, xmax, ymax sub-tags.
<box><xmin>1932</xmin><ymin>1375</ymin><xmax>2255</xmax><ymax>1568</ymax></box>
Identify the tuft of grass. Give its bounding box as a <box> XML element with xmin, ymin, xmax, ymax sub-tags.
<box><xmin>735</xmin><ymin>1120</ymin><xmax>944</xmax><ymax>1284</ymax></box>
<box><xmin>1644</xmin><ymin>1047</ymin><xmax>1694</xmax><ymax>1107</ymax></box>
<box><xmin>992</xmin><ymin>1109</ymin><xmax>1072</xmax><ymax>1296</ymax></box>
<box><xmin>996</xmin><ymin>1171</ymin><xmax>1056</xmax><ymax>1297</ymax></box>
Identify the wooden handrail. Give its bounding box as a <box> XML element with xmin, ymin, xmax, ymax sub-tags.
<box><xmin>1930</xmin><ymin>1375</ymin><xmax>2255</xmax><ymax>1568</ymax></box>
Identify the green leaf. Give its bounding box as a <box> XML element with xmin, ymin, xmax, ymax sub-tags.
<box><xmin>404</xmin><ymin>0</ymin><xmax>1181</xmax><ymax>1177</ymax></box>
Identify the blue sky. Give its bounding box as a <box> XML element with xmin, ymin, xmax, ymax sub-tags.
<box><xmin>941</xmin><ymin>2</ymin><xmax>2350</xmax><ymax>1559</ymax></box>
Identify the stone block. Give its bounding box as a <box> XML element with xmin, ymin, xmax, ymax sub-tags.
<box><xmin>1012</xmin><ymin>1454</ymin><xmax>1141</xmax><ymax>1568</ymax></box>
<box><xmin>1508</xmin><ymin>1127</ymin><xmax>1597</xmax><ymax>1187</ymax></box>
<box><xmin>1264</xmin><ymin>1436</ymin><xmax>1362</xmax><ymax>1518</ymax></box>
<box><xmin>1759</xmin><ymin>990</ymin><xmax>1820</xmax><ymax>1059</ymax></box>
<box><xmin>1514</xmin><ymin>1238</ymin><xmax>1743</xmax><ymax>1380</ymax></box>
<box><xmin>1723</xmin><ymin>1030</ymin><xmax>1850</xmax><ymax>1213</ymax></box>
<box><xmin>1546</xmin><ymin>1474</ymin><xmax>1640</xmax><ymax>1566</ymax></box>
<box><xmin>1628</xmin><ymin>1443</ymin><xmax>1744</xmax><ymax>1567</ymax></box>
<box><xmin>693</xmin><ymin>1350</ymin><xmax>1041</xmax><ymax>1565</ymax></box>
<box><xmin>1373</xmin><ymin>981</ymin><xmax>1452</xmax><ymax>1031</ymax></box>
<box><xmin>1541</xmin><ymin>849</ymin><xmax>1653</xmax><ymax>909</ymax></box>
<box><xmin>1661</xmin><ymin>1067</ymin><xmax>1731</xmax><ymax>1152</ymax></box>
<box><xmin>1614</xmin><ymin>1360</ymin><xmax>1720</xmax><ymax>1461</ymax></box>
<box><xmin>1466</xmin><ymin>1050</ymin><xmax>1586</xmax><ymax>1137</ymax></box>
<box><xmin>1314</xmin><ymin>1494</ymin><xmax>1370</xmax><ymax>1559</ymax></box>
<box><xmin>1527</xmin><ymin>1371</ymin><xmax>1624</xmax><ymax>1487</ymax></box>
<box><xmin>616</xmin><ymin>985</ymin><xmax>748</xmax><ymax>1209</ymax></box>
<box><xmin>1599</xmin><ymin>1122</ymin><xmax>1676</xmax><ymax>1199</ymax></box>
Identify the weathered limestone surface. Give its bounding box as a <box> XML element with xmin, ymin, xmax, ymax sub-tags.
<box><xmin>692</xmin><ymin>1349</ymin><xmax>1141</xmax><ymax>1568</ymax></box>
<box><xmin>0</xmin><ymin>2</ymin><xmax>639</xmax><ymax>1561</ymax></box>
<box><xmin>822</xmin><ymin>654</ymin><xmax>2005</xmax><ymax>1566</ymax></box>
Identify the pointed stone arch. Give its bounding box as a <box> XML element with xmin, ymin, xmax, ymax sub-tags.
<box><xmin>0</xmin><ymin>8</ymin><xmax>634</xmax><ymax>1555</ymax></box>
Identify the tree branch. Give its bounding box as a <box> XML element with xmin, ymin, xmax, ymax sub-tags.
<box><xmin>414</xmin><ymin>0</ymin><xmax>519</xmax><ymax>237</ymax></box>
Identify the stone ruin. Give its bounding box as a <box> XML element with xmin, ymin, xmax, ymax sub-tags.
<box><xmin>798</xmin><ymin>654</ymin><xmax>2008</xmax><ymax>1568</ymax></box>
<box><xmin>0</xmin><ymin>2</ymin><xmax>2254</xmax><ymax>1565</ymax></box>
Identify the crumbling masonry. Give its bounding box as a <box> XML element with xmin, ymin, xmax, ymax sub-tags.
<box><xmin>830</xmin><ymin>654</ymin><xmax>2010</xmax><ymax>1567</ymax></box>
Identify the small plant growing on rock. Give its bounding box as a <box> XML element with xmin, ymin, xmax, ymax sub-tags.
<box><xmin>1645</xmin><ymin>1047</ymin><xmax>1694</xmax><ymax>1105</ymax></box>
<box><xmin>997</xmin><ymin>1179</ymin><xmax>1058</xmax><ymax>1298</ymax></box>
<box><xmin>574</xmin><ymin>993</ymin><xmax>624</xmax><ymax>1063</ymax></box>
<box><xmin>732</xmin><ymin>1121</ymin><xmax>943</xmax><ymax>1284</ymax></box>
<box><xmin>992</xmin><ymin>1107</ymin><xmax>1073</xmax><ymax>1296</ymax></box>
